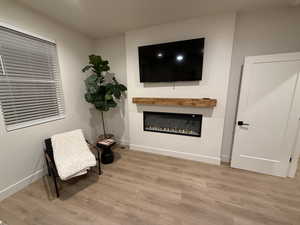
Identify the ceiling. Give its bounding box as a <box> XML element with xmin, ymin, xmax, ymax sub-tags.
<box><xmin>16</xmin><ymin>0</ymin><xmax>296</xmax><ymax>39</ymax></box>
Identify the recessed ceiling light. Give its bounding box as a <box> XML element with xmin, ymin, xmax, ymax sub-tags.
<box><xmin>157</xmin><ymin>53</ymin><xmax>163</xmax><ymax>58</ymax></box>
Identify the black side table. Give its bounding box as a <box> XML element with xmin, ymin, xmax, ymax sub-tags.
<box><xmin>96</xmin><ymin>140</ymin><xmax>116</xmax><ymax>164</ymax></box>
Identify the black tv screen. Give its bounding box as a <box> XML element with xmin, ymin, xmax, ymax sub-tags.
<box><xmin>138</xmin><ymin>38</ymin><xmax>204</xmax><ymax>82</ymax></box>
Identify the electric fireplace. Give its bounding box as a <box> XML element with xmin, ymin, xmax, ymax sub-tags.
<box><xmin>143</xmin><ymin>111</ymin><xmax>202</xmax><ymax>137</ymax></box>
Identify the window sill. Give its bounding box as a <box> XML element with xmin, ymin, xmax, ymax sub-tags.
<box><xmin>6</xmin><ymin>115</ymin><xmax>65</xmax><ymax>132</ymax></box>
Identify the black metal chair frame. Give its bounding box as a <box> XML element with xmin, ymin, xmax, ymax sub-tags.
<box><xmin>44</xmin><ymin>138</ymin><xmax>101</xmax><ymax>198</ymax></box>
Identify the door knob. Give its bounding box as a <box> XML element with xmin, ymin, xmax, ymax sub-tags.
<box><xmin>237</xmin><ymin>121</ymin><xmax>250</xmax><ymax>126</ymax></box>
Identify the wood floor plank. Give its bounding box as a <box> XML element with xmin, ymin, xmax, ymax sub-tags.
<box><xmin>0</xmin><ymin>146</ymin><xmax>299</xmax><ymax>225</ymax></box>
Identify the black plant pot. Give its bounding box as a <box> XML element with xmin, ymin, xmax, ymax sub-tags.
<box><xmin>101</xmin><ymin>148</ymin><xmax>114</xmax><ymax>164</ymax></box>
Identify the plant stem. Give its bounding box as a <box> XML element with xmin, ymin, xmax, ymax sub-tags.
<box><xmin>101</xmin><ymin>111</ymin><xmax>107</xmax><ymax>138</ymax></box>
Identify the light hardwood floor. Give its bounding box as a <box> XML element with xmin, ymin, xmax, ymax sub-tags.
<box><xmin>0</xmin><ymin>146</ymin><xmax>300</xmax><ymax>225</ymax></box>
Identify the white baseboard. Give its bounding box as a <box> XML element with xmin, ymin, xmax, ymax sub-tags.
<box><xmin>130</xmin><ymin>144</ymin><xmax>220</xmax><ymax>165</ymax></box>
<box><xmin>116</xmin><ymin>138</ymin><xmax>130</xmax><ymax>146</ymax></box>
<box><xmin>0</xmin><ymin>169</ymin><xmax>45</xmax><ymax>201</ymax></box>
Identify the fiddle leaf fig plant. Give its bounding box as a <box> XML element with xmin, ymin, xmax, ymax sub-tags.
<box><xmin>82</xmin><ymin>54</ymin><xmax>127</xmax><ymax>137</ymax></box>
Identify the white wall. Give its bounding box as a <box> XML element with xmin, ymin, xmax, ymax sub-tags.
<box><xmin>222</xmin><ymin>7</ymin><xmax>300</xmax><ymax>162</ymax></box>
<box><xmin>125</xmin><ymin>13</ymin><xmax>236</xmax><ymax>164</ymax></box>
<box><xmin>3</xmin><ymin>1</ymin><xmax>299</xmax><ymax>202</ymax></box>
<box><xmin>93</xmin><ymin>35</ymin><xmax>129</xmax><ymax>144</ymax></box>
<box><xmin>0</xmin><ymin>0</ymin><xmax>93</xmax><ymax>200</ymax></box>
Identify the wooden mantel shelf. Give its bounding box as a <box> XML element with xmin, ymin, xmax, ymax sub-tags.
<box><xmin>132</xmin><ymin>97</ymin><xmax>217</xmax><ymax>108</ymax></box>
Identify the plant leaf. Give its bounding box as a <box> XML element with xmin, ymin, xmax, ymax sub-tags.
<box><xmin>118</xmin><ymin>84</ymin><xmax>127</xmax><ymax>91</ymax></box>
<box><xmin>82</xmin><ymin>65</ymin><xmax>92</xmax><ymax>72</ymax></box>
<box><xmin>85</xmin><ymin>93</ymin><xmax>95</xmax><ymax>103</ymax></box>
<box><xmin>85</xmin><ymin>74</ymin><xmax>98</xmax><ymax>85</ymax></box>
<box><xmin>105</xmin><ymin>93</ymin><xmax>113</xmax><ymax>101</ymax></box>
<box><xmin>113</xmin><ymin>88</ymin><xmax>121</xmax><ymax>99</ymax></box>
<box><xmin>107</xmin><ymin>99</ymin><xmax>117</xmax><ymax>108</ymax></box>
<box><xmin>95</xmin><ymin>100</ymin><xmax>106</xmax><ymax>110</ymax></box>
<box><xmin>82</xmin><ymin>54</ymin><xmax>127</xmax><ymax>111</ymax></box>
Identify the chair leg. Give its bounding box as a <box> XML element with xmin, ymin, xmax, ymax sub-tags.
<box><xmin>45</xmin><ymin>155</ymin><xmax>51</xmax><ymax>177</ymax></box>
<box><xmin>53</xmin><ymin>171</ymin><xmax>60</xmax><ymax>198</ymax></box>
<box><xmin>49</xmin><ymin>167</ymin><xmax>59</xmax><ymax>198</ymax></box>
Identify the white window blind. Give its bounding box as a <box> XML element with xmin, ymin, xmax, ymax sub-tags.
<box><xmin>0</xmin><ymin>25</ymin><xmax>65</xmax><ymax>131</ymax></box>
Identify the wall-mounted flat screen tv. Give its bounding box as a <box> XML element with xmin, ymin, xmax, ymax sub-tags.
<box><xmin>138</xmin><ymin>38</ymin><xmax>205</xmax><ymax>82</ymax></box>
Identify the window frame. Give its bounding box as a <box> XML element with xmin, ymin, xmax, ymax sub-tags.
<box><xmin>0</xmin><ymin>22</ymin><xmax>65</xmax><ymax>131</ymax></box>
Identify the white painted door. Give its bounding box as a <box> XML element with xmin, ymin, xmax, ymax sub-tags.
<box><xmin>231</xmin><ymin>52</ymin><xmax>300</xmax><ymax>177</ymax></box>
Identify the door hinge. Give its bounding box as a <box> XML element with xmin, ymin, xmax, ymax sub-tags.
<box><xmin>289</xmin><ymin>157</ymin><xmax>292</xmax><ymax>163</ymax></box>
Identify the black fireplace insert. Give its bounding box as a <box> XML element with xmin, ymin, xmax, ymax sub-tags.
<box><xmin>143</xmin><ymin>111</ymin><xmax>202</xmax><ymax>137</ymax></box>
